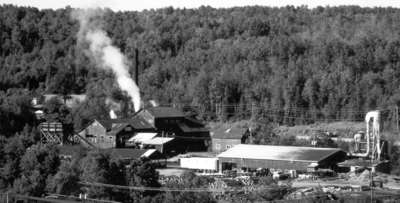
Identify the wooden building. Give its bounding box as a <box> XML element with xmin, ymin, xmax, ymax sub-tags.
<box><xmin>38</xmin><ymin>122</ymin><xmax>64</xmax><ymax>144</ymax></box>
<box><xmin>77</xmin><ymin>117</ymin><xmax>155</xmax><ymax>149</ymax></box>
<box><xmin>210</xmin><ymin>125</ymin><xmax>249</xmax><ymax>153</ymax></box>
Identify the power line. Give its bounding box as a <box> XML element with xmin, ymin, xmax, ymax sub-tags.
<box><xmin>78</xmin><ymin>181</ymin><xmax>287</xmax><ymax>193</ymax></box>
<box><xmin>175</xmin><ymin>104</ymin><xmax>396</xmax><ymax>122</ymax></box>
<box><xmin>78</xmin><ymin>181</ymin><xmax>400</xmax><ymax>201</ymax></box>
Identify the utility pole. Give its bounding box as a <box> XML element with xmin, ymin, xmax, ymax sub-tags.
<box><xmin>251</xmin><ymin>103</ymin><xmax>255</xmax><ymax>119</ymax></box>
<box><xmin>370</xmin><ymin>153</ymin><xmax>374</xmax><ymax>203</ymax></box>
<box><xmin>134</xmin><ymin>48</ymin><xmax>139</xmax><ymax>87</ymax></box>
<box><xmin>215</xmin><ymin>103</ymin><xmax>219</xmax><ymax>119</ymax></box>
<box><xmin>396</xmin><ymin>105</ymin><xmax>399</xmax><ymax>133</ymax></box>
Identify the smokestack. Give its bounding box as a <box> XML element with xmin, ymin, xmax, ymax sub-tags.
<box><xmin>135</xmin><ymin>48</ymin><xmax>139</xmax><ymax>88</ymax></box>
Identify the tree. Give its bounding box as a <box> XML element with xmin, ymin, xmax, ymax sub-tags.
<box><xmin>126</xmin><ymin>158</ymin><xmax>160</xmax><ymax>201</ymax></box>
<box><xmin>79</xmin><ymin>150</ymin><xmax>126</xmax><ymax>201</ymax></box>
<box><xmin>1</xmin><ymin>135</ymin><xmax>26</xmax><ymax>188</ymax></box>
<box><xmin>13</xmin><ymin>144</ymin><xmax>60</xmax><ymax>196</ymax></box>
<box><xmin>47</xmin><ymin>161</ymin><xmax>81</xmax><ymax>195</ymax></box>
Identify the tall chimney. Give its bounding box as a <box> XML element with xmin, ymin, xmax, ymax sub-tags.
<box><xmin>135</xmin><ymin>48</ymin><xmax>139</xmax><ymax>88</ymax></box>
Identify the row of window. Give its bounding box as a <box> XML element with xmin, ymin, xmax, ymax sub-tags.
<box><xmin>87</xmin><ymin>135</ymin><xmax>113</xmax><ymax>143</ymax></box>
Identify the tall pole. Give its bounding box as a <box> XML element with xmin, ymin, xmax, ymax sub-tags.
<box><xmin>135</xmin><ymin>48</ymin><xmax>139</xmax><ymax>87</ymax></box>
<box><xmin>250</xmin><ymin>103</ymin><xmax>253</xmax><ymax>119</ymax></box>
<box><xmin>396</xmin><ymin>105</ymin><xmax>399</xmax><ymax>133</ymax></box>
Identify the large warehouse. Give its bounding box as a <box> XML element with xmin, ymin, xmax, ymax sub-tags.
<box><xmin>217</xmin><ymin>144</ymin><xmax>347</xmax><ymax>172</ymax></box>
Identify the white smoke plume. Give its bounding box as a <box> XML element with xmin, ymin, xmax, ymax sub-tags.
<box><xmin>72</xmin><ymin>8</ymin><xmax>141</xmax><ymax>112</ymax></box>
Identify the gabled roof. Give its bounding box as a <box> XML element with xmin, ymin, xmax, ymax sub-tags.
<box><xmin>211</xmin><ymin>125</ymin><xmax>248</xmax><ymax>139</ymax></box>
<box><xmin>146</xmin><ymin>107</ymin><xmax>185</xmax><ymax>118</ymax></box>
<box><xmin>217</xmin><ymin>144</ymin><xmax>346</xmax><ymax>163</ymax></box>
<box><xmin>130</xmin><ymin>115</ymin><xmax>154</xmax><ymax>129</ymax></box>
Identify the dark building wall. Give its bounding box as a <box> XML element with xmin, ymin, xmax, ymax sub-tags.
<box><xmin>115</xmin><ymin>127</ymin><xmax>135</xmax><ymax>148</ymax></box>
<box><xmin>154</xmin><ymin>117</ymin><xmax>184</xmax><ymax>134</ymax></box>
<box><xmin>219</xmin><ymin>157</ymin><xmax>314</xmax><ymax>171</ymax></box>
<box><xmin>317</xmin><ymin>151</ymin><xmax>347</xmax><ymax>168</ymax></box>
<box><xmin>176</xmin><ymin>137</ymin><xmax>210</xmax><ymax>152</ymax></box>
<box><xmin>212</xmin><ymin>138</ymin><xmax>241</xmax><ymax>153</ymax></box>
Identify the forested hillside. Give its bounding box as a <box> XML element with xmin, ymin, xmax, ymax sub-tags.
<box><xmin>2</xmin><ymin>5</ymin><xmax>400</xmax><ymax>130</ymax></box>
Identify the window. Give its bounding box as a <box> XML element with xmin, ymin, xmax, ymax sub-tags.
<box><xmin>216</xmin><ymin>144</ymin><xmax>221</xmax><ymax>150</ymax></box>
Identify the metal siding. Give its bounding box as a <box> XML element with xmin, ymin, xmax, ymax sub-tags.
<box><xmin>219</xmin><ymin>157</ymin><xmax>313</xmax><ymax>171</ymax></box>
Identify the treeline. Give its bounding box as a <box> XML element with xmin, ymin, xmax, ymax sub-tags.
<box><xmin>2</xmin><ymin>5</ymin><xmax>400</xmax><ymax>126</ymax></box>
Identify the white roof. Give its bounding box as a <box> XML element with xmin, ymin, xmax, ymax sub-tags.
<box><xmin>128</xmin><ymin>133</ymin><xmax>158</xmax><ymax>143</ymax></box>
<box><xmin>141</xmin><ymin>149</ymin><xmax>157</xmax><ymax>157</ymax></box>
<box><xmin>217</xmin><ymin>144</ymin><xmax>343</xmax><ymax>162</ymax></box>
<box><xmin>142</xmin><ymin>137</ymin><xmax>174</xmax><ymax>145</ymax></box>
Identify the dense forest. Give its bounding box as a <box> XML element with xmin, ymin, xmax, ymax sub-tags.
<box><xmin>2</xmin><ymin>5</ymin><xmax>400</xmax><ymax>130</ymax></box>
<box><xmin>2</xmin><ymin>4</ymin><xmax>400</xmax><ymax>201</ymax></box>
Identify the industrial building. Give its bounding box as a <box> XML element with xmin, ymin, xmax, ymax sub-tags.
<box><xmin>138</xmin><ymin>106</ymin><xmax>211</xmax><ymax>151</ymax></box>
<box><xmin>217</xmin><ymin>144</ymin><xmax>347</xmax><ymax>172</ymax></box>
<box><xmin>77</xmin><ymin>116</ymin><xmax>156</xmax><ymax>149</ymax></box>
<box><xmin>210</xmin><ymin>124</ymin><xmax>249</xmax><ymax>153</ymax></box>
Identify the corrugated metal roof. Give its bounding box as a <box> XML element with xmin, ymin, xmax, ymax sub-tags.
<box><xmin>142</xmin><ymin>137</ymin><xmax>175</xmax><ymax>145</ymax></box>
<box><xmin>130</xmin><ymin>115</ymin><xmax>154</xmax><ymax>129</ymax></box>
<box><xmin>146</xmin><ymin>107</ymin><xmax>185</xmax><ymax>118</ymax></box>
<box><xmin>128</xmin><ymin>132</ymin><xmax>158</xmax><ymax>143</ymax></box>
<box><xmin>217</xmin><ymin>144</ymin><xmax>345</xmax><ymax>163</ymax></box>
